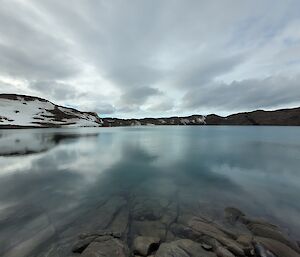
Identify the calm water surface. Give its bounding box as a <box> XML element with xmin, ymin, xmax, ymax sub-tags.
<box><xmin>0</xmin><ymin>126</ymin><xmax>299</xmax><ymax>256</ymax></box>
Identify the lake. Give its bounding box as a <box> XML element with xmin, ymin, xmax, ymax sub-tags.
<box><xmin>0</xmin><ymin>126</ymin><xmax>300</xmax><ymax>257</ymax></box>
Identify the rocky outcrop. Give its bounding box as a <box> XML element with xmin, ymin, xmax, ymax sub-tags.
<box><xmin>70</xmin><ymin>206</ymin><xmax>300</xmax><ymax>257</ymax></box>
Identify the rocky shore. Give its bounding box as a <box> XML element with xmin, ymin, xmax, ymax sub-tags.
<box><xmin>67</xmin><ymin>203</ymin><xmax>299</xmax><ymax>257</ymax></box>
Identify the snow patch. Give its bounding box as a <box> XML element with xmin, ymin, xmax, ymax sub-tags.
<box><xmin>0</xmin><ymin>95</ymin><xmax>103</xmax><ymax>127</ymax></box>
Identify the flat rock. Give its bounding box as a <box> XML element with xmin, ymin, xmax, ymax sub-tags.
<box><xmin>249</xmin><ymin>223</ymin><xmax>299</xmax><ymax>252</ymax></box>
<box><xmin>107</xmin><ymin>206</ymin><xmax>129</xmax><ymax>237</ymax></box>
<box><xmin>224</xmin><ymin>207</ymin><xmax>245</xmax><ymax>224</ymax></box>
<box><xmin>188</xmin><ymin>217</ymin><xmax>244</xmax><ymax>256</ymax></box>
<box><xmin>201</xmin><ymin>242</ymin><xmax>213</xmax><ymax>251</ymax></box>
<box><xmin>155</xmin><ymin>239</ymin><xmax>217</xmax><ymax>257</ymax></box>
<box><xmin>72</xmin><ymin>236</ymin><xmax>97</xmax><ymax>253</ymax></box>
<box><xmin>255</xmin><ymin>237</ymin><xmax>300</xmax><ymax>257</ymax></box>
<box><xmin>133</xmin><ymin>236</ymin><xmax>160</xmax><ymax>256</ymax></box>
<box><xmin>132</xmin><ymin>198</ymin><xmax>164</xmax><ymax>221</ymax></box>
<box><xmin>236</xmin><ymin>234</ymin><xmax>253</xmax><ymax>247</ymax></box>
<box><xmin>81</xmin><ymin>237</ymin><xmax>129</xmax><ymax>257</ymax></box>
<box><xmin>215</xmin><ymin>247</ymin><xmax>235</xmax><ymax>257</ymax></box>
<box><xmin>240</xmin><ymin>217</ymin><xmax>278</xmax><ymax>229</ymax></box>
<box><xmin>133</xmin><ymin>220</ymin><xmax>167</xmax><ymax>240</ymax></box>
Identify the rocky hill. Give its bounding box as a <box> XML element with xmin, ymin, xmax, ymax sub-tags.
<box><xmin>0</xmin><ymin>94</ymin><xmax>103</xmax><ymax>128</ymax></box>
<box><xmin>103</xmin><ymin>108</ymin><xmax>300</xmax><ymax>126</ymax></box>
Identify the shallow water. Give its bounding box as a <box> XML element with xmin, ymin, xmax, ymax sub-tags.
<box><xmin>0</xmin><ymin>126</ymin><xmax>299</xmax><ymax>256</ymax></box>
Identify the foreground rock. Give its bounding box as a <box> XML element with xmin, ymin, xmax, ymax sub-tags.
<box><xmin>133</xmin><ymin>236</ymin><xmax>160</xmax><ymax>256</ymax></box>
<box><xmin>72</xmin><ymin>232</ymin><xmax>128</xmax><ymax>257</ymax></box>
<box><xmin>70</xmin><ymin>207</ymin><xmax>300</xmax><ymax>257</ymax></box>
<box><xmin>155</xmin><ymin>239</ymin><xmax>217</xmax><ymax>257</ymax></box>
<box><xmin>81</xmin><ymin>237</ymin><xmax>128</xmax><ymax>257</ymax></box>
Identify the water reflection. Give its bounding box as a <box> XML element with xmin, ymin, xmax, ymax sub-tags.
<box><xmin>0</xmin><ymin>127</ymin><xmax>299</xmax><ymax>257</ymax></box>
<box><xmin>0</xmin><ymin>130</ymin><xmax>99</xmax><ymax>156</ymax></box>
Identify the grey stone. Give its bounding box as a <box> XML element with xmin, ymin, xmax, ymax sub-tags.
<box><xmin>236</xmin><ymin>235</ymin><xmax>253</xmax><ymax>247</ymax></box>
<box><xmin>81</xmin><ymin>237</ymin><xmax>129</xmax><ymax>257</ymax></box>
<box><xmin>71</xmin><ymin>236</ymin><xmax>97</xmax><ymax>253</ymax></box>
<box><xmin>255</xmin><ymin>237</ymin><xmax>300</xmax><ymax>257</ymax></box>
<box><xmin>201</xmin><ymin>243</ymin><xmax>213</xmax><ymax>250</ymax></box>
<box><xmin>133</xmin><ymin>236</ymin><xmax>160</xmax><ymax>256</ymax></box>
<box><xmin>133</xmin><ymin>220</ymin><xmax>167</xmax><ymax>240</ymax></box>
<box><xmin>224</xmin><ymin>207</ymin><xmax>245</xmax><ymax>224</ymax></box>
<box><xmin>188</xmin><ymin>217</ymin><xmax>244</xmax><ymax>256</ymax></box>
<box><xmin>249</xmin><ymin>223</ymin><xmax>299</xmax><ymax>252</ymax></box>
<box><xmin>155</xmin><ymin>239</ymin><xmax>217</xmax><ymax>257</ymax></box>
<box><xmin>215</xmin><ymin>247</ymin><xmax>235</xmax><ymax>257</ymax></box>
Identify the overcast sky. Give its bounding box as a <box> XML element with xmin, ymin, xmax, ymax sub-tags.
<box><xmin>0</xmin><ymin>0</ymin><xmax>300</xmax><ymax>118</ymax></box>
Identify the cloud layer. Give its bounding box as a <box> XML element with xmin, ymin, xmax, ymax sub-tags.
<box><xmin>0</xmin><ymin>0</ymin><xmax>300</xmax><ymax>117</ymax></box>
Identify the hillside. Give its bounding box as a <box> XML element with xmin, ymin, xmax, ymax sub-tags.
<box><xmin>102</xmin><ymin>108</ymin><xmax>300</xmax><ymax>126</ymax></box>
<box><xmin>0</xmin><ymin>94</ymin><xmax>103</xmax><ymax>128</ymax></box>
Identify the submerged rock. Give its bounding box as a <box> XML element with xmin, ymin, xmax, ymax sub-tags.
<box><xmin>236</xmin><ymin>235</ymin><xmax>253</xmax><ymax>247</ymax></box>
<box><xmin>155</xmin><ymin>239</ymin><xmax>217</xmax><ymax>257</ymax></box>
<box><xmin>133</xmin><ymin>220</ymin><xmax>167</xmax><ymax>240</ymax></box>
<box><xmin>72</xmin><ymin>236</ymin><xmax>98</xmax><ymax>253</ymax></box>
<box><xmin>224</xmin><ymin>207</ymin><xmax>245</xmax><ymax>224</ymax></box>
<box><xmin>215</xmin><ymin>246</ymin><xmax>235</xmax><ymax>257</ymax></box>
<box><xmin>133</xmin><ymin>236</ymin><xmax>160</xmax><ymax>256</ymax></box>
<box><xmin>201</xmin><ymin>242</ymin><xmax>213</xmax><ymax>251</ymax></box>
<box><xmin>254</xmin><ymin>237</ymin><xmax>300</xmax><ymax>257</ymax></box>
<box><xmin>81</xmin><ymin>236</ymin><xmax>129</xmax><ymax>257</ymax></box>
<box><xmin>72</xmin><ymin>231</ymin><xmax>125</xmax><ymax>255</ymax></box>
<box><xmin>68</xmin><ymin>206</ymin><xmax>300</xmax><ymax>257</ymax></box>
<box><xmin>248</xmin><ymin>223</ymin><xmax>299</xmax><ymax>252</ymax></box>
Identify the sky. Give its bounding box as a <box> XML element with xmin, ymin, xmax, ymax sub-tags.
<box><xmin>0</xmin><ymin>0</ymin><xmax>300</xmax><ymax>118</ymax></box>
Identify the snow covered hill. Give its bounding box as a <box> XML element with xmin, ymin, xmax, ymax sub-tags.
<box><xmin>0</xmin><ymin>94</ymin><xmax>103</xmax><ymax>128</ymax></box>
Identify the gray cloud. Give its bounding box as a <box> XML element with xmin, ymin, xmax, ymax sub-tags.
<box><xmin>120</xmin><ymin>86</ymin><xmax>162</xmax><ymax>106</ymax></box>
<box><xmin>30</xmin><ymin>81</ymin><xmax>78</xmax><ymax>101</ymax></box>
<box><xmin>0</xmin><ymin>3</ymin><xmax>80</xmax><ymax>80</ymax></box>
<box><xmin>173</xmin><ymin>54</ymin><xmax>244</xmax><ymax>89</ymax></box>
<box><xmin>1</xmin><ymin>0</ymin><xmax>300</xmax><ymax>116</ymax></box>
<box><xmin>182</xmin><ymin>75</ymin><xmax>300</xmax><ymax>112</ymax></box>
<box><xmin>147</xmin><ymin>99</ymin><xmax>174</xmax><ymax>112</ymax></box>
<box><xmin>93</xmin><ymin>104</ymin><xmax>116</xmax><ymax>115</ymax></box>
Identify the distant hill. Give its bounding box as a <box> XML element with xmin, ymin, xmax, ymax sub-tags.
<box><xmin>1</xmin><ymin>94</ymin><xmax>300</xmax><ymax>128</ymax></box>
<box><xmin>102</xmin><ymin>107</ymin><xmax>300</xmax><ymax>127</ymax></box>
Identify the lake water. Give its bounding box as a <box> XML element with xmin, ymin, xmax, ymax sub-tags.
<box><xmin>0</xmin><ymin>126</ymin><xmax>299</xmax><ymax>257</ymax></box>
